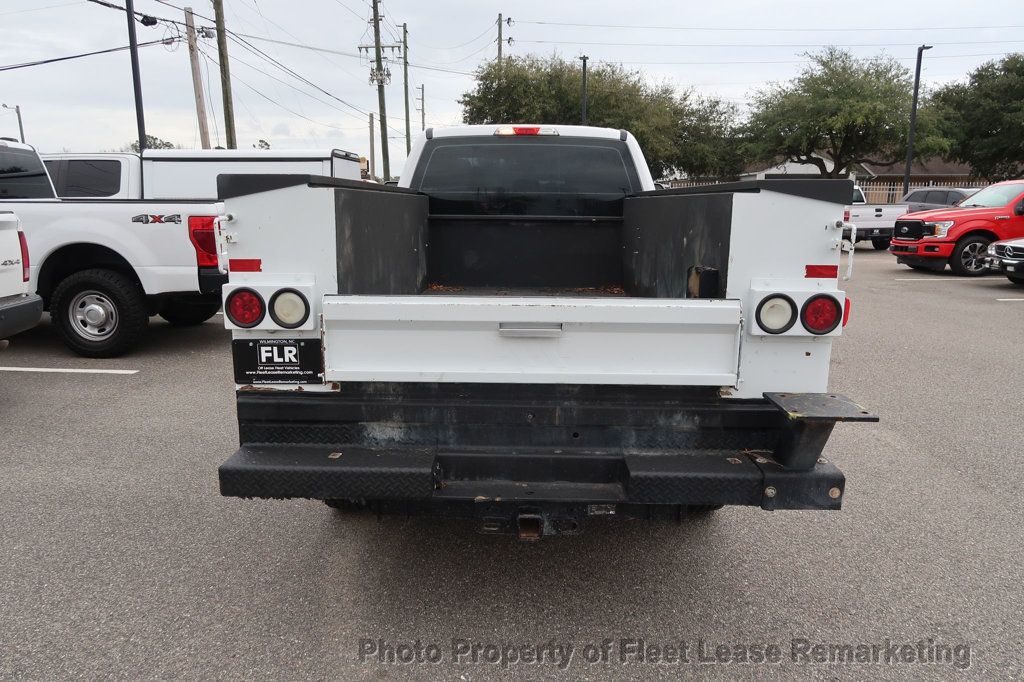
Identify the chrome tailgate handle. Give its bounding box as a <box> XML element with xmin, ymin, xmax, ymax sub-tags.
<box><xmin>498</xmin><ymin>322</ymin><xmax>563</xmax><ymax>338</ymax></box>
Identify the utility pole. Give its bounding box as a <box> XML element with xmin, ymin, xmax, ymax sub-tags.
<box><xmin>1</xmin><ymin>104</ymin><xmax>24</xmax><ymax>143</ymax></box>
<box><xmin>579</xmin><ymin>55</ymin><xmax>589</xmax><ymax>125</ymax></box>
<box><xmin>124</xmin><ymin>0</ymin><xmax>147</xmax><ymax>152</ymax></box>
<box><xmin>902</xmin><ymin>44</ymin><xmax>932</xmax><ymax>196</ymax></box>
<box><xmin>370</xmin><ymin>0</ymin><xmax>390</xmax><ymax>179</ymax></box>
<box><xmin>416</xmin><ymin>84</ymin><xmax>425</xmax><ymax>131</ymax></box>
<box><xmin>212</xmin><ymin>0</ymin><xmax>237</xmax><ymax>149</ymax></box>
<box><xmin>497</xmin><ymin>13</ymin><xmax>502</xmax><ymax>61</ymax></box>
<box><xmin>369</xmin><ymin>113</ymin><xmax>376</xmax><ymax>179</ymax></box>
<box><xmin>402</xmin><ymin>23</ymin><xmax>411</xmax><ymax>154</ymax></box>
<box><xmin>184</xmin><ymin>8</ymin><xmax>211</xmax><ymax>149</ymax></box>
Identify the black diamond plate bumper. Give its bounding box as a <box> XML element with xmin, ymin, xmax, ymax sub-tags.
<box><xmin>220</xmin><ymin>385</ymin><xmax>874</xmax><ymax>511</ymax></box>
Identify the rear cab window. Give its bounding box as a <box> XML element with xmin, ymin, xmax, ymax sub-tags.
<box><xmin>0</xmin><ymin>146</ymin><xmax>55</xmax><ymax>199</ymax></box>
<box><xmin>48</xmin><ymin>159</ymin><xmax>123</xmax><ymax>198</ymax></box>
<box><xmin>411</xmin><ymin>136</ymin><xmax>640</xmax><ymax>216</ymax></box>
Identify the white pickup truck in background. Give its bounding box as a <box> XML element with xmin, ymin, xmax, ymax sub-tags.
<box><xmin>214</xmin><ymin>124</ymin><xmax>877</xmax><ymax>539</ymax></box>
<box><xmin>0</xmin><ymin>141</ymin><xmax>361</xmax><ymax>357</ymax></box>
<box><xmin>845</xmin><ymin>185</ymin><xmax>906</xmax><ymax>250</ymax></box>
<box><xmin>0</xmin><ymin>211</ymin><xmax>42</xmax><ymax>348</ymax></box>
<box><xmin>42</xmin><ymin>148</ymin><xmax>361</xmax><ymax>200</ymax></box>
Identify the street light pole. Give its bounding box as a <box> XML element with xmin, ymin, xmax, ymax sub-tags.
<box><xmin>903</xmin><ymin>44</ymin><xmax>932</xmax><ymax>196</ymax></box>
<box><xmin>1</xmin><ymin>104</ymin><xmax>24</xmax><ymax>143</ymax></box>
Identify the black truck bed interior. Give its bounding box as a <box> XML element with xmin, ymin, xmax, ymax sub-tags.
<box><xmin>330</xmin><ymin>183</ymin><xmax>733</xmax><ymax>300</ymax></box>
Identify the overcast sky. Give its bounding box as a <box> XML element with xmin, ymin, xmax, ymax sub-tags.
<box><xmin>2</xmin><ymin>0</ymin><xmax>1020</xmax><ymax>170</ymax></box>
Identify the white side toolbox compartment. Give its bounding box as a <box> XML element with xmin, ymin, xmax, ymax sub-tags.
<box><xmin>322</xmin><ymin>296</ymin><xmax>741</xmax><ymax>385</ymax></box>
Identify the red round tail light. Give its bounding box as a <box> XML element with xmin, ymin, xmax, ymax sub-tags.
<box><xmin>226</xmin><ymin>288</ymin><xmax>265</xmax><ymax>327</ymax></box>
<box><xmin>801</xmin><ymin>295</ymin><xmax>842</xmax><ymax>334</ymax></box>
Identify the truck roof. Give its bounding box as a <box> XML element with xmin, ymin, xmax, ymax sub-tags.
<box><xmin>428</xmin><ymin>124</ymin><xmax>629</xmax><ymax>140</ymax></box>
<box><xmin>41</xmin><ymin>149</ymin><xmax>359</xmax><ymax>161</ymax></box>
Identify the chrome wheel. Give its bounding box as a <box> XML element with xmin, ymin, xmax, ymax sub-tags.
<box><xmin>69</xmin><ymin>290</ymin><xmax>118</xmax><ymax>341</ymax></box>
<box><xmin>960</xmin><ymin>242</ymin><xmax>987</xmax><ymax>273</ymax></box>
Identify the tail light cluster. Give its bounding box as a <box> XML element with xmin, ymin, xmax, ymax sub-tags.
<box><xmin>754</xmin><ymin>293</ymin><xmax>846</xmax><ymax>336</ymax></box>
<box><xmin>17</xmin><ymin>230</ymin><xmax>29</xmax><ymax>282</ymax></box>
<box><xmin>225</xmin><ymin>287</ymin><xmax>310</xmax><ymax>329</ymax></box>
<box><xmin>188</xmin><ymin>216</ymin><xmax>218</xmax><ymax>267</ymax></box>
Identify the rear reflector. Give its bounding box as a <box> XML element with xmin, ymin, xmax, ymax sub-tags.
<box><xmin>229</xmin><ymin>258</ymin><xmax>262</xmax><ymax>272</ymax></box>
<box><xmin>843</xmin><ymin>296</ymin><xmax>851</xmax><ymax>327</ymax></box>
<box><xmin>493</xmin><ymin>126</ymin><xmax>559</xmax><ymax>136</ymax></box>
<box><xmin>17</xmin><ymin>230</ymin><xmax>29</xmax><ymax>282</ymax></box>
<box><xmin>188</xmin><ymin>216</ymin><xmax>218</xmax><ymax>268</ymax></box>
<box><xmin>843</xmin><ymin>209</ymin><xmax>850</xmax><ymax>222</ymax></box>
<box><xmin>805</xmin><ymin>264</ymin><xmax>839</xmax><ymax>278</ymax></box>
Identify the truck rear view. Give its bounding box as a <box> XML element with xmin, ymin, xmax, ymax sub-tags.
<box><xmin>216</xmin><ymin>125</ymin><xmax>876</xmax><ymax>539</ymax></box>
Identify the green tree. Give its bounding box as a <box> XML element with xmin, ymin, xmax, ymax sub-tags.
<box><xmin>253</xmin><ymin>139</ymin><xmax>271</xmax><ymax>150</ymax></box>
<box><xmin>459</xmin><ymin>56</ymin><xmax>741</xmax><ymax>179</ymax></box>
<box><xmin>121</xmin><ymin>135</ymin><xmax>178</xmax><ymax>153</ymax></box>
<box><xmin>931</xmin><ymin>54</ymin><xmax>1024</xmax><ymax>180</ymax></box>
<box><xmin>744</xmin><ymin>48</ymin><xmax>934</xmax><ymax>177</ymax></box>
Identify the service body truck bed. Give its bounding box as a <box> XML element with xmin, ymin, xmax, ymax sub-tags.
<box><xmin>215</xmin><ymin>125</ymin><xmax>875</xmax><ymax>538</ymax></box>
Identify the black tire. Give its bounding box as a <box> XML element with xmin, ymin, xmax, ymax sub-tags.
<box><xmin>159</xmin><ymin>298</ymin><xmax>221</xmax><ymax>326</ymax></box>
<box><xmin>1008</xmin><ymin>275</ymin><xmax>1024</xmax><ymax>287</ymax></box>
<box><xmin>871</xmin><ymin>237</ymin><xmax>891</xmax><ymax>250</ymax></box>
<box><xmin>50</xmin><ymin>268</ymin><xmax>148</xmax><ymax>358</ymax></box>
<box><xmin>948</xmin><ymin>235</ymin><xmax>992</xmax><ymax>276</ymax></box>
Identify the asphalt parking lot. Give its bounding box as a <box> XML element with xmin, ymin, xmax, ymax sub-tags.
<box><xmin>1</xmin><ymin>248</ymin><xmax>1022</xmax><ymax>679</ymax></box>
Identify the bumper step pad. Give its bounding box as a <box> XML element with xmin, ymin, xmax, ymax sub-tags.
<box><xmin>219</xmin><ymin>445</ymin><xmax>845</xmax><ymax>511</ymax></box>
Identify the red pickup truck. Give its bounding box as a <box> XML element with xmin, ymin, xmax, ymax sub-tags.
<box><xmin>889</xmin><ymin>180</ymin><xmax>1024</xmax><ymax>275</ymax></box>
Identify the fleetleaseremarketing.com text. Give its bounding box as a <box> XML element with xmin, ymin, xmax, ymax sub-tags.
<box><xmin>358</xmin><ymin>637</ymin><xmax>971</xmax><ymax>670</ymax></box>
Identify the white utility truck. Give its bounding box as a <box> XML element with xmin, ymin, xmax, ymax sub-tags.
<box><xmin>0</xmin><ymin>142</ymin><xmax>360</xmax><ymax>356</ymax></box>
<box><xmin>41</xmin><ymin>148</ymin><xmax>361</xmax><ymax>200</ymax></box>
<box><xmin>0</xmin><ymin>211</ymin><xmax>42</xmax><ymax>347</ymax></box>
<box><xmin>215</xmin><ymin>125</ymin><xmax>876</xmax><ymax>539</ymax></box>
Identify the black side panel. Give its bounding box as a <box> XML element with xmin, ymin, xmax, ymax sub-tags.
<box><xmin>622</xmin><ymin>193</ymin><xmax>732</xmax><ymax>298</ymax></box>
<box><xmin>636</xmin><ymin>179</ymin><xmax>853</xmax><ymax>205</ymax></box>
<box><xmin>427</xmin><ymin>215</ymin><xmax>623</xmax><ymax>288</ymax></box>
<box><xmin>335</xmin><ymin>187</ymin><xmax>429</xmax><ymax>294</ymax></box>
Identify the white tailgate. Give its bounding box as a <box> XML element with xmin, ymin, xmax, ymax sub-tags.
<box><xmin>322</xmin><ymin>296</ymin><xmax>741</xmax><ymax>385</ymax></box>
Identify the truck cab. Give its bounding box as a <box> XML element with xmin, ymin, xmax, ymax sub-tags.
<box><xmin>214</xmin><ymin>125</ymin><xmax>876</xmax><ymax>539</ymax></box>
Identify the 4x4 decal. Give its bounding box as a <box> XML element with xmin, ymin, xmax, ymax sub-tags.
<box><xmin>132</xmin><ymin>214</ymin><xmax>181</xmax><ymax>224</ymax></box>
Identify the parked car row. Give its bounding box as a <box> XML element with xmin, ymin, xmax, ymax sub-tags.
<box><xmin>844</xmin><ymin>186</ymin><xmax>978</xmax><ymax>250</ymax></box>
<box><xmin>888</xmin><ymin>180</ymin><xmax>1024</xmax><ymax>284</ymax></box>
<box><xmin>0</xmin><ymin>140</ymin><xmax>361</xmax><ymax>356</ymax></box>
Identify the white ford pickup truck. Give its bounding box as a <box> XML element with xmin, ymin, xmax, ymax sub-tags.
<box><xmin>214</xmin><ymin>125</ymin><xmax>876</xmax><ymax>539</ymax></box>
<box><xmin>0</xmin><ymin>211</ymin><xmax>42</xmax><ymax>347</ymax></box>
<box><xmin>0</xmin><ymin>142</ymin><xmax>361</xmax><ymax>357</ymax></box>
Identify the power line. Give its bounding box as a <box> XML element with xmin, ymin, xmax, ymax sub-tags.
<box><xmin>0</xmin><ymin>38</ymin><xmax>177</xmax><ymax>72</ymax></box>
<box><xmin>514</xmin><ymin>19</ymin><xmax>1024</xmax><ymax>33</ymax></box>
<box><xmin>0</xmin><ymin>1</ymin><xmax>81</xmax><ymax>16</ymax></box>
<box><xmin>197</xmin><ymin>47</ymin><xmax>357</xmax><ymax>132</ymax></box>
<box><xmin>412</xmin><ymin>23</ymin><xmax>496</xmax><ymax>51</ymax></box>
<box><xmin>518</xmin><ymin>38</ymin><xmax>1024</xmax><ymax>49</ymax></box>
<box><xmin>600</xmin><ymin>51</ymin><xmax>1019</xmax><ymax>66</ymax></box>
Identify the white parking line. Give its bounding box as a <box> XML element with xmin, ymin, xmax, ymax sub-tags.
<box><xmin>996</xmin><ymin>298</ymin><xmax>1024</xmax><ymax>302</ymax></box>
<box><xmin>0</xmin><ymin>366</ymin><xmax>138</xmax><ymax>375</ymax></box>
<box><xmin>894</xmin><ymin>278</ymin><xmax>973</xmax><ymax>282</ymax></box>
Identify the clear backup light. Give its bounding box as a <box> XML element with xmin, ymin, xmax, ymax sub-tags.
<box><xmin>755</xmin><ymin>295</ymin><xmax>797</xmax><ymax>334</ymax></box>
<box><xmin>801</xmin><ymin>295</ymin><xmax>842</xmax><ymax>335</ymax></box>
<box><xmin>269</xmin><ymin>289</ymin><xmax>309</xmax><ymax>328</ymax></box>
<box><xmin>225</xmin><ymin>288</ymin><xmax>265</xmax><ymax>328</ymax></box>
